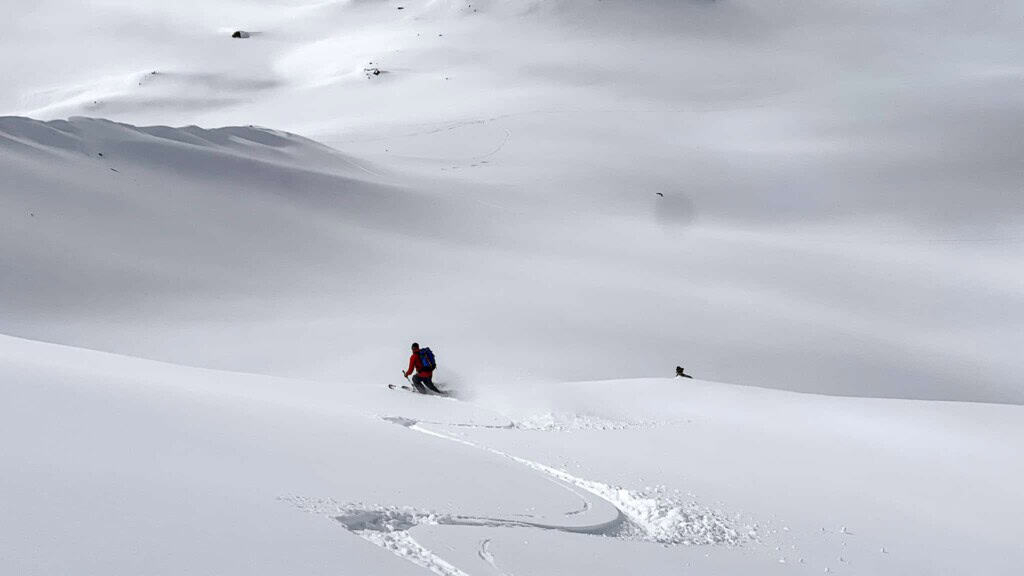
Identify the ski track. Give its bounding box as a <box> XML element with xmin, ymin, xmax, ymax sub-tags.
<box><xmin>360</xmin><ymin>530</ymin><xmax>473</xmax><ymax>576</ymax></box>
<box><xmin>510</xmin><ymin>412</ymin><xmax>680</xmax><ymax>432</ymax></box>
<box><xmin>404</xmin><ymin>413</ymin><xmax>683</xmax><ymax>433</ymax></box>
<box><xmin>280</xmin><ymin>497</ymin><xmax>619</xmax><ymax>576</ymax></box>
<box><xmin>284</xmin><ymin>416</ymin><xmax>752</xmax><ymax>575</ymax></box>
<box><xmin>477</xmin><ymin>538</ymin><xmax>511</xmax><ymax>576</ymax></box>
<box><xmin>280</xmin><ymin>499</ymin><xmax>470</xmax><ymax>576</ymax></box>
<box><xmin>407</xmin><ymin>422</ymin><xmax>746</xmax><ymax>546</ymax></box>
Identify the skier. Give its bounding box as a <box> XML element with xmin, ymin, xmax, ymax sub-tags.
<box><xmin>404</xmin><ymin>342</ymin><xmax>441</xmax><ymax>393</ymax></box>
<box><xmin>675</xmin><ymin>366</ymin><xmax>693</xmax><ymax>379</ymax></box>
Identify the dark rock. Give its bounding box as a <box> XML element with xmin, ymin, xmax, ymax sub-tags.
<box><xmin>231</xmin><ymin>30</ymin><xmax>251</xmax><ymax>39</ymax></box>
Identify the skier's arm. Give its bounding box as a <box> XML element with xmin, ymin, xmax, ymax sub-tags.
<box><xmin>404</xmin><ymin>355</ymin><xmax>416</xmax><ymax>377</ymax></box>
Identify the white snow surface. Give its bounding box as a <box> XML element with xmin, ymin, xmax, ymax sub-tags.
<box><xmin>2</xmin><ymin>1</ymin><xmax>1024</xmax><ymax>574</ymax></box>
<box><xmin>2</xmin><ymin>335</ymin><xmax>1023</xmax><ymax>575</ymax></box>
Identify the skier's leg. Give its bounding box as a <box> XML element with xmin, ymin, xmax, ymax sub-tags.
<box><xmin>423</xmin><ymin>377</ymin><xmax>442</xmax><ymax>393</ymax></box>
<box><xmin>411</xmin><ymin>375</ymin><xmax>428</xmax><ymax>393</ymax></box>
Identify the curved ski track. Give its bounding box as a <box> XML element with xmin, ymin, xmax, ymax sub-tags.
<box><xmin>284</xmin><ymin>416</ymin><xmax>751</xmax><ymax>575</ymax></box>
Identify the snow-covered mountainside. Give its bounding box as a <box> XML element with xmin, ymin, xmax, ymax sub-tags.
<box><xmin>3</xmin><ymin>334</ymin><xmax>1022</xmax><ymax>575</ymax></box>
<box><xmin>4</xmin><ymin>114</ymin><xmax>1021</xmax><ymax>402</ymax></box>
<box><xmin>1</xmin><ymin>1</ymin><xmax>1022</xmax><ymax>574</ymax></box>
<box><xmin>3</xmin><ymin>0</ymin><xmax>1023</xmax><ymax>401</ymax></box>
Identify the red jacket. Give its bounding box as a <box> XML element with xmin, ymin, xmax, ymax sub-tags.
<box><xmin>405</xmin><ymin>353</ymin><xmax>433</xmax><ymax>378</ymax></box>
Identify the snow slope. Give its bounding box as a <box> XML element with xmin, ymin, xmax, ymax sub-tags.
<box><xmin>2</xmin><ymin>0</ymin><xmax>1023</xmax><ymax>401</ymax></box>
<box><xmin>3</xmin><ymin>115</ymin><xmax>1022</xmax><ymax>404</ymax></box>
<box><xmin>2</xmin><ymin>1</ymin><xmax>1023</xmax><ymax>574</ymax></box>
<box><xmin>3</xmin><ymin>334</ymin><xmax>1022</xmax><ymax>575</ymax></box>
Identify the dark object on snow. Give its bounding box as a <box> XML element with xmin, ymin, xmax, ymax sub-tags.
<box><xmin>676</xmin><ymin>366</ymin><xmax>693</xmax><ymax>379</ymax></box>
<box><xmin>364</xmin><ymin>67</ymin><xmax>385</xmax><ymax>78</ymax></box>
<box><xmin>411</xmin><ymin>374</ymin><xmax>441</xmax><ymax>394</ymax></box>
<box><xmin>418</xmin><ymin>347</ymin><xmax>436</xmax><ymax>371</ymax></box>
<box><xmin>231</xmin><ymin>30</ymin><xmax>251</xmax><ymax>39</ymax></box>
<box><xmin>656</xmin><ymin>192</ymin><xmax>664</xmax><ymax>197</ymax></box>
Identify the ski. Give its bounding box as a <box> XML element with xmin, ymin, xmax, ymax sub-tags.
<box><xmin>388</xmin><ymin>383</ymin><xmax>451</xmax><ymax>396</ymax></box>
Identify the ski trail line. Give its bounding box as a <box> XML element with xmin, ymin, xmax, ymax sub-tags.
<box><xmin>360</xmin><ymin>530</ymin><xmax>472</xmax><ymax>576</ymax></box>
<box><xmin>284</xmin><ymin>417</ymin><xmax>751</xmax><ymax>575</ymax></box>
<box><xmin>407</xmin><ymin>422</ymin><xmax>746</xmax><ymax>545</ymax></box>
<box><xmin>478</xmin><ymin>538</ymin><xmax>512</xmax><ymax>576</ymax></box>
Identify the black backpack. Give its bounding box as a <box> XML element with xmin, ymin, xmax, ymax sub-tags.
<box><xmin>418</xmin><ymin>347</ymin><xmax>437</xmax><ymax>371</ymax></box>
